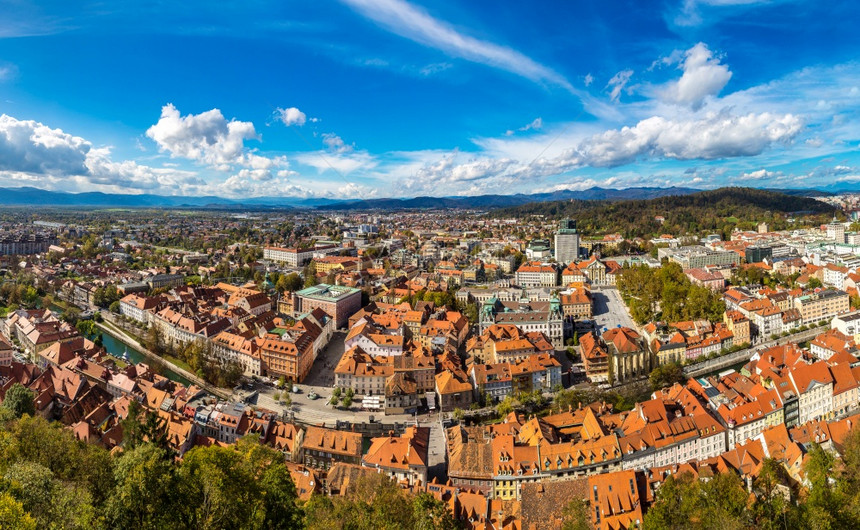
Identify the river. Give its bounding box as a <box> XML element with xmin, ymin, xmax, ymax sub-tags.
<box><xmin>48</xmin><ymin>303</ymin><xmax>191</xmax><ymax>386</ymax></box>
<box><xmin>97</xmin><ymin>331</ymin><xmax>192</xmax><ymax>387</ymax></box>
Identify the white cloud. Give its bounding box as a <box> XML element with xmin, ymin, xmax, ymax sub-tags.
<box><xmin>146</xmin><ymin>103</ymin><xmax>258</xmax><ymax>166</ymax></box>
<box><xmin>223</xmin><ymin>173</ymin><xmax>314</xmax><ymax>198</ymax></box>
<box><xmin>570</xmin><ymin>111</ymin><xmax>801</xmax><ymax>167</ymax></box>
<box><xmin>0</xmin><ymin>113</ymin><xmax>204</xmax><ymax>194</ymax></box>
<box><xmin>607</xmin><ymin>70</ymin><xmax>633</xmax><ymax>102</ymax></box>
<box><xmin>275</xmin><ymin>106</ymin><xmax>307</xmax><ymax>127</ymax></box>
<box><xmin>419</xmin><ymin>62</ymin><xmax>452</xmax><ymax>76</ymax></box>
<box><xmin>532</xmin><ymin>178</ymin><xmax>619</xmax><ymax>193</ymax></box>
<box><xmin>85</xmin><ymin>147</ymin><xmax>204</xmax><ymax>192</ymax></box>
<box><xmin>294</xmin><ymin>150</ymin><xmax>376</xmax><ymax>175</ymax></box>
<box><xmin>738</xmin><ymin>168</ymin><xmax>782</xmax><ymax>181</ymax></box>
<box><xmin>673</xmin><ymin>0</ymin><xmax>776</xmax><ymax>26</ymax></box>
<box><xmin>0</xmin><ymin>114</ymin><xmax>90</xmax><ymax>175</ymax></box>
<box><xmin>520</xmin><ymin>117</ymin><xmax>542</xmax><ymax>132</ymax></box>
<box><xmin>221</xmin><ymin>171</ymin><xmax>377</xmax><ymax>199</ymax></box>
<box><xmin>659</xmin><ymin>43</ymin><xmax>732</xmax><ymax>109</ymax></box>
<box><xmin>341</xmin><ymin>0</ymin><xmax>573</xmax><ymax>92</ymax></box>
<box><xmin>584</xmin><ymin>73</ymin><xmax>594</xmax><ymax>87</ymax></box>
<box><xmin>0</xmin><ymin>63</ymin><xmax>17</xmax><ymax>82</ymax></box>
<box><xmin>322</xmin><ymin>133</ymin><xmax>354</xmax><ymax>154</ymax></box>
<box><xmin>505</xmin><ymin>117</ymin><xmax>543</xmax><ymax>136</ymax></box>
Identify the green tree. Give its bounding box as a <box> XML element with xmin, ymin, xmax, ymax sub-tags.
<box><xmin>121</xmin><ymin>401</ymin><xmax>170</xmax><ymax>453</ymax></box>
<box><xmin>303</xmin><ymin>262</ymin><xmax>318</xmax><ymax>287</ymax></box>
<box><xmin>561</xmin><ymin>498</ymin><xmax>591</xmax><ymax>530</ymax></box>
<box><xmin>463</xmin><ymin>303</ymin><xmax>479</xmax><ymax>325</ymax></box>
<box><xmin>179</xmin><ymin>438</ymin><xmax>302</xmax><ymax>529</ymax></box>
<box><xmin>649</xmin><ymin>362</ymin><xmax>686</xmax><ymax>391</ymax></box>
<box><xmin>0</xmin><ymin>492</ymin><xmax>36</xmax><ymax>530</ymax></box>
<box><xmin>278</xmin><ymin>272</ymin><xmax>303</xmax><ymax>293</ymax></box>
<box><xmin>257</xmin><ymin>456</ymin><xmax>303</xmax><ymax>529</ymax></box>
<box><xmin>3</xmin><ymin>461</ymin><xmax>97</xmax><ymax>529</ymax></box>
<box><xmin>751</xmin><ymin>458</ymin><xmax>794</xmax><ymax>530</ymax></box>
<box><xmin>105</xmin><ymin>444</ymin><xmax>185</xmax><ymax>529</ymax></box>
<box><xmin>1</xmin><ymin>383</ymin><xmax>35</xmax><ymax>418</ymax></box>
<box><xmin>304</xmin><ymin>473</ymin><xmax>446</xmax><ymax>530</ymax></box>
<box><xmin>803</xmin><ymin>443</ymin><xmax>844</xmax><ymax>528</ymax></box>
<box><xmin>496</xmin><ymin>395</ymin><xmax>515</xmax><ymax>417</ymax></box>
<box><xmin>642</xmin><ymin>472</ymin><xmax>696</xmax><ymax>530</ymax></box>
<box><xmin>411</xmin><ymin>492</ymin><xmax>460</xmax><ymax>530</ymax></box>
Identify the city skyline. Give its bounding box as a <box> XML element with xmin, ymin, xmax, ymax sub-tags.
<box><xmin>1</xmin><ymin>0</ymin><xmax>859</xmax><ymax>199</ymax></box>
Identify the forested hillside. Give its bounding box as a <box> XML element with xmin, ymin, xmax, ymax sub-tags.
<box><xmin>493</xmin><ymin>187</ymin><xmax>837</xmax><ymax>238</ymax></box>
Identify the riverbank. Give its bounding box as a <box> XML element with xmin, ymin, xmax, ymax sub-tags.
<box><xmin>684</xmin><ymin>324</ymin><xmax>828</xmax><ymax>378</ymax></box>
<box><xmin>96</xmin><ymin>317</ymin><xmax>230</xmax><ymax>400</ymax></box>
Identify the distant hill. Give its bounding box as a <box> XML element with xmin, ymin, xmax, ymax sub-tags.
<box><xmin>0</xmin><ymin>187</ymin><xmax>339</xmax><ymax>208</ymax></box>
<box><xmin>0</xmin><ymin>185</ymin><xmax>836</xmax><ymax>210</ymax></box>
<box><xmin>313</xmin><ymin>186</ymin><xmax>704</xmax><ymax>211</ymax></box>
<box><xmin>493</xmin><ymin>187</ymin><xmax>837</xmax><ymax>238</ymax></box>
<box><xmin>0</xmin><ymin>185</ymin><xmax>702</xmax><ymax>210</ymax></box>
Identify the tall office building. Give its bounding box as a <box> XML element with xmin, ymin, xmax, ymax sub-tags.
<box><xmin>826</xmin><ymin>218</ymin><xmax>846</xmax><ymax>244</ymax></box>
<box><xmin>554</xmin><ymin>219</ymin><xmax>580</xmax><ymax>264</ymax></box>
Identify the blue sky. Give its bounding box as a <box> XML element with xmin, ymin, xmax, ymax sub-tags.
<box><xmin>0</xmin><ymin>0</ymin><xmax>859</xmax><ymax>199</ymax></box>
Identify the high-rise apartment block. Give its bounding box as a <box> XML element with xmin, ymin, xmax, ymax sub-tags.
<box><xmin>553</xmin><ymin>219</ymin><xmax>580</xmax><ymax>264</ymax></box>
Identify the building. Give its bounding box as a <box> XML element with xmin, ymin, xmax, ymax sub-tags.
<box><xmin>794</xmin><ymin>288</ymin><xmax>850</xmax><ymax>325</ymax></box>
<box><xmin>146</xmin><ymin>273</ymin><xmax>185</xmax><ymax>290</ymax></box>
<box><xmin>314</xmin><ymin>255</ymin><xmax>361</xmax><ymax>274</ymax></box>
<box><xmin>826</xmin><ymin>219</ymin><xmax>846</xmax><ymax>244</ymax></box>
<box><xmin>723</xmin><ymin>310</ymin><xmax>751</xmax><ymax>346</ymax></box>
<box><xmin>384</xmin><ymin>372</ymin><xmax>421</xmax><ymax>414</ymax></box>
<box><xmin>581</xmin><ymin>332</ymin><xmax>610</xmax><ymax>383</ymax></box>
<box><xmin>119</xmin><ymin>293</ymin><xmax>162</xmax><ymax>325</ymax></box>
<box><xmin>588</xmin><ymin>470</ymin><xmax>645</xmax><ymax>529</ymax></box>
<box><xmin>514</xmin><ymin>262</ymin><xmax>559</xmax><ymax>288</ymax></box>
<box><xmin>554</xmin><ymin>219</ymin><xmax>580</xmax><ymax>264</ymax></box>
<box><xmin>602</xmin><ymin>327</ymin><xmax>649</xmax><ymax>384</ymax></box>
<box><xmin>334</xmin><ymin>345</ymin><xmax>393</xmax><ymax>396</ymax></box>
<box><xmin>263</xmin><ymin>244</ymin><xmax>342</xmax><ymax>267</ymax></box>
<box><xmin>210</xmin><ymin>331</ymin><xmax>262</xmax><ymax>376</ymax></box>
<box><xmin>466</xmin><ymin>324</ymin><xmax>555</xmax><ymax>364</ymax></box>
<box><xmin>257</xmin><ymin>313</ymin><xmax>329</xmax><ymax>384</ymax></box>
<box><xmin>362</xmin><ymin>427</ymin><xmax>430</xmax><ymax>487</ymax></box>
<box><xmin>0</xmin><ymin>232</ymin><xmax>57</xmax><ymax>255</ymax></box>
<box><xmin>560</xmin><ymin>289</ymin><xmax>593</xmax><ymax>319</ymax></box>
<box><xmin>479</xmin><ymin>297</ymin><xmax>564</xmax><ymax>350</ymax></box>
<box><xmin>789</xmin><ymin>361</ymin><xmax>835</xmax><ymax>425</ymax></box>
<box><xmin>435</xmin><ymin>369</ymin><xmax>473</xmax><ymax>411</ymax></box>
<box><xmin>684</xmin><ymin>268</ymin><xmax>726</xmax><ymax>291</ymax></box>
<box><xmin>0</xmin><ymin>335</ymin><xmax>13</xmax><ymax>366</ymax></box>
<box><xmin>832</xmin><ymin>311</ymin><xmax>860</xmax><ymax>343</ymax></box>
<box><xmin>293</xmin><ymin>284</ymin><xmax>362</xmax><ymax>328</ymax></box>
<box><xmin>659</xmin><ymin>245</ymin><xmax>741</xmax><ymax>268</ymax></box>
<box><xmin>301</xmin><ymin>426</ymin><xmax>362</xmax><ymax>470</ymax></box>
<box><xmin>745</xmin><ymin>245</ymin><xmax>773</xmax><ymax>264</ymax></box>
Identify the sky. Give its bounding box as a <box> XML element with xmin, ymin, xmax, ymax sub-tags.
<box><xmin>0</xmin><ymin>0</ymin><xmax>859</xmax><ymax>199</ymax></box>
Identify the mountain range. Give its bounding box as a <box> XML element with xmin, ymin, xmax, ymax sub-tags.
<box><xmin>0</xmin><ymin>184</ymin><xmax>841</xmax><ymax>210</ymax></box>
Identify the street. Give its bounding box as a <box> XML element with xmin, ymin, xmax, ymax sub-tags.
<box><xmin>591</xmin><ymin>287</ymin><xmax>638</xmax><ymax>332</ymax></box>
